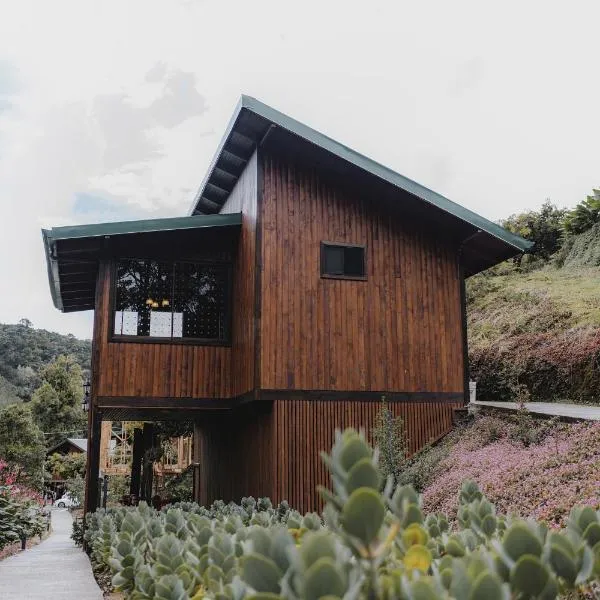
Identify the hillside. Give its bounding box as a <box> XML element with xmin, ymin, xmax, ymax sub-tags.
<box><xmin>0</xmin><ymin>323</ymin><xmax>91</xmax><ymax>405</ymax></box>
<box><xmin>417</xmin><ymin>411</ymin><xmax>600</xmax><ymax>527</ymax></box>
<box><xmin>467</xmin><ymin>223</ymin><xmax>600</xmax><ymax>404</ymax></box>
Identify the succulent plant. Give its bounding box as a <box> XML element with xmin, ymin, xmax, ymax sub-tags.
<box><xmin>82</xmin><ymin>428</ymin><xmax>600</xmax><ymax>600</ymax></box>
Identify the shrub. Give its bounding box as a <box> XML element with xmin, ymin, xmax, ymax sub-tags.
<box><xmin>423</xmin><ymin>419</ymin><xmax>600</xmax><ymax>528</ymax></box>
<box><xmin>163</xmin><ymin>466</ymin><xmax>193</xmax><ymax>503</ymax></box>
<box><xmin>397</xmin><ymin>439</ymin><xmax>451</xmax><ymax>492</ymax></box>
<box><xmin>82</xmin><ymin>428</ymin><xmax>600</xmax><ymax>599</ymax></box>
<box><xmin>372</xmin><ymin>396</ymin><xmax>408</xmax><ymax>485</ymax></box>
<box><xmin>0</xmin><ymin>461</ymin><xmax>46</xmax><ymax>551</ymax></box>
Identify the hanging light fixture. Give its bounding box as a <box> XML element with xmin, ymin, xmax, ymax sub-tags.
<box><xmin>82</xmin><ymin>379</ymin><xmax>91</xmax><ymax>412</ymax></box>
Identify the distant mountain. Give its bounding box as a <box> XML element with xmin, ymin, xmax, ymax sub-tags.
<box><xmin>0</xmin><ymin>323</ymin><xmax>91</xmax><ymax>404</ymax></box>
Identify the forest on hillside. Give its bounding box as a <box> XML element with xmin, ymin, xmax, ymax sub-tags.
<box><xmin>0</xmin><ymin>321</ymin><xmax>91</xmax><ymax>405</ymax></box>
<box><xmin>0</xmin><ymin>321</ymin><xmax>91</xmax><ymax>490</ymax></box>
<box><xmin>468</xmin><ymin>189</ymin><xmax>600</xmax><ymax>404</ymax></box>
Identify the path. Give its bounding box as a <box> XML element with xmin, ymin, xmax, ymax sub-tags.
<box><xmin>471</xmin><ymin>400</ymin><xmax>600</xmax><ymax>421</ymax></box>
<box><xmin>0</xmin><ymin>508</ymin><xmax>103</xmax><ymax>599</ymax></box>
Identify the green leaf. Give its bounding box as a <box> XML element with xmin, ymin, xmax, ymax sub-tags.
<box><xmin>440</xmin><ymin>568</ymin><xmax>453</xmax><ymax>590</ymax></box>
<box><xmin>481</xmin><ymin>514</ymin><xmax>497</xmax><ymax>537</ymax></box>
<box><xmin>583</xmin><ymin>522</ymin><xmax>600</xmax><ymax>547</ymax></box>
<box><xmin>575</xmin><ymin>544</ymin><xmax>594</xmax><ymax>585</ymax></box>
<box><xmin>241</xmin><ymin>553</ymin><xmax>283</xmax><ymax>594</ymax></box>
<box><xmin>548</xmin><ymin>543</ymin><xmax>577</xmax><ymax>585</ymax></box>
<box><xmin>468</xmin><ymin>571</ymin><xmax>504</xmax><ymax>600</ymax></box>
<box><xmin>445</xmin><ymin>535</ymin><xmax>466</xmax><ymax>557</ymax></box>
<box><xmin>577</xmin><ymin>506</ymin><xmax>598</xmax><ymax>533</ymax></box>
<box><xmin>409</xmin><ymin>579</ymin><xmax>441</xmax><ymax>600</ymax></box>
<box><xmin>300</xmin><ymin>531</ymin><xmax>337</xmax><ymax>567</ymax></box>
<box><xmin>401</xmin><ymin>504</ymin><xmax>424</xmax><ymax>528</ymax></box>
<box><xmin>345</xmin><ymin>458</ymin><xmax>380</xmax><ymax>494</ymax></box>
<box><xmin>303</xmin><ymin>557</ymin><xmax>346</xmax><ymax>600</ymax></box>
<box><xmin>503</xmin><ymin>523</ymin><xmax>542</xmax><ymax>560</ymax></box>
<box><xmin>338</xmin><ymin>436</ymin><xmax>371</xmax><ymax>472</ymax></box>
<box><xmin>340</xmin><ymin>487</ymin><xmax>385</xmax><ymax>546</ymax></box>
<box><xmin>510</xmin><ymin>555</ymin><xmax>549</xmax><ymax>597</ymax></box>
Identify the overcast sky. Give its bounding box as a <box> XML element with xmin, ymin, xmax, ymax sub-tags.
<box><xmin>0</xmin><ymin>0</ymin><xmax>598</xmax><ymax>339</ymax></box>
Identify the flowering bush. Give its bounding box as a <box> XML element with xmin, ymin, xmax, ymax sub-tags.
<box><xmin>423</xmin><ymin>416</ymin><xmax>600</xmax><ymax>527</ymax></box>
<box><xmin>0</xmin><ymin>459</ymin><xmax>47</xmax><ymax>552</ymax></box>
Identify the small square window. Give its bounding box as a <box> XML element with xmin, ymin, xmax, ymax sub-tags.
<box><xmin>321</xmin><ymin>243</ymin><xmax>366</xmax><ymax>279</ymax></box>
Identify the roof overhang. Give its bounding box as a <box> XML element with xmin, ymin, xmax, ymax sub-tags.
<box><xmin>190</xmin><ymin>96</ymin><xmax>532</xmax><ymax>275</ymax></box>
<box><xmin>43</xmin><ymin>213</ymin><xmax>242</xmax><ymax>313</ymax></box>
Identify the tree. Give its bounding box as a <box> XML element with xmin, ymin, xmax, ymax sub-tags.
<box><xmin>45</xmin><ymin>452</ymin><xmax>86</xmax><ymax>481</ymax></box>
<box><xmin>563</xmin><ymin>189</ymin><xmax>600</xmax><ymax>235</ymax></box>
<box><xmin>18</xmin><ymin>318</ymin><xmax>33</xmax><ymax>328</ymax></box>
<box><xmin>372</xmin><ymin>397</ymin><xmax>408</xmax><ymax>485</ymax></box>
<box><xmin>0</xmin><ymin>374</ymin><xmax>20</xmax><ymax>407</ymax></box>
<box><xmin>502</xmin><ymin>201</ymin><xmax>567</xmax><ymax>261</ymax></box>
<box><xmin>30</xmin><ymin>355</ymin><xmax>87</xmax><ymax>446</ymax></box>
<box><xmin>0</xmin><ymin>404</ymin><xmax>45</xmax><ymax>487</ymax></box>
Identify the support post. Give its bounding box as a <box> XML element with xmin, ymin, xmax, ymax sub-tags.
<box><xmin>192</xmin><ymin>422</ymin><xmax>202</xmax><ymax>505</ymax></box>
<box><xmin>459</xmin><ymin>263</ymin><xmax>470</xmax><ymax>406</ymax></box>
<box><xmin>102</xmin><ymin>475</ymin><xmax>108</xmax><ymax>508</ymax></box>
<box><xmin>130</xmin><ymin>427</ymin><xmax>143</xmax><ymax>499</ymax></box>
<box><xmin>192</xmin><ymin>421</ymin><xmax>209</xmax><ymax>506</ymax></box>
<box><xmin>140</xmin><ymin>423</ymin><xmax>154</xmax><ymax>503</ymax></box>
<box><xmin>84</xmin><ymin>409</ymin><xmax>102</xmax><ymax>514</ymax></box>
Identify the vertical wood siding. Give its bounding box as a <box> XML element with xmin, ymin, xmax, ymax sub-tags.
<box><xmin>95</xmin><ymin>260</ymin><xmax>232</xmax><ymax>399</ymax></box>
<box><xmin>220</xmin><ymin>151</ymin><xmax>258</xmax><ymax>396</ymax></box>
<box><xmin>194</xmin><ymin>404</ymin><xmax>275</xmax><ymax>506</ymax></box>
<box><xmin>192</xmin><ymin>399</ymin><xmax>459</xmax><ymax>513</ymax></box>
<box><xmin>260</xmin><ymin>152</ymin><xmax>464</xmax><ymax>394</ymax></box>
<box><xmin>273</xmin><ymin>399</ymin><xmax>460</xmax><ymax>513</ymax></box>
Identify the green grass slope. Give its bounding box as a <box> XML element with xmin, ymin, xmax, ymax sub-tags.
<box><xmin>468</xmin><ymin>226</ymin><xmax>600</xmax><ymax>403</ymax></box>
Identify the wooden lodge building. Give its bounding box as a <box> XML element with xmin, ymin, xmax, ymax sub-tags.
<box><xmin>42</xmin><ymin>96</ymin><xmax>531</xmax><ymax>513</ymax></box>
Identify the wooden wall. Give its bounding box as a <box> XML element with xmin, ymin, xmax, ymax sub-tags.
<box><xmin>272</xmin><ymin>399</ymin><xmax>460</xmax><ymax>513</ymax></box>
<box><xmin>95</xmin><ymin>261</ymin><xmax>232</xmax><ymax>399</ymax></box>
<box><xmin>192</xmin><ymin>398</ymin><xmax>460</xmax><ymax>513</ymax></box>
<box><xmin>259</xmin><ymin>152</ymin><xmax>464</xmax><ymax>394</ymax></box>
<box><xmin>221</xmin><ymin>151</ymin><xmax>258</xmax><ymax>396</ymax></box>
<box><xmin>193</xmin><ymin>403</ymin><xmax>275</xmax><ymax>505</ymax></box>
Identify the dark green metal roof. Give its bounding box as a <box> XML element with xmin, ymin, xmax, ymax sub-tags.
<box><xmin>43</xmin><ymin>213</ymin><xmax>242</xmax><ymax>312</ymax></box>
<box><xmin>190</xmin><ymin>95</ymin><xmax>532</xmax><ymax>263</ymax></box>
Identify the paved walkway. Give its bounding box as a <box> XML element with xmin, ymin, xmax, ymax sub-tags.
<box><xmin>471</xmin><ymin>400</ymin><xmax>600</xmax><ymax>421</ymax></box>
<box><xmin>0</xmin><ymin>508</ymin><xmax>103</xmax><ymax>599</ymax></box>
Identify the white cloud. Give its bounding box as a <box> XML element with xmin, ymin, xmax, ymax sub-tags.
<box><xmin>0</xmin><ymin>0</ymin><xmax>599</xmax><ymax>337</ymax></box>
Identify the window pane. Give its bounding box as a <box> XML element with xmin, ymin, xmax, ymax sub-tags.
<box><xmin>115</xmin><ymin>259</ymin><xmax>172</xmax><ymax>337</ymax></box>
<box><xmin>323</xmin><ymin>245</ymin><xmax>345</xmax><ymax>275</ymax></box>
<box><xmin>344</xmin><ymin>246</ymin><xmax>365</xmax><ymax>277</ymax></box>
<box><xmin>173</xmin><ymin>262</ymin><xmax>228</xmax><ymax>339</ymax></box>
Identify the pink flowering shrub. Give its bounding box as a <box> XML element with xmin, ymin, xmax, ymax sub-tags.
<box><xmin>0</xmin><ymin>460</ymin><xmax>16</xmax><ymax>486</ymax></box>
<box><xmin>0</xmin><ymin>460</ymin><xmax>42</xmax><ymax>507</ymax></box>
<box><xmin>422</xmin><ymin>416</ymin><xmax>600</xmax><ymax>527</ymax></box>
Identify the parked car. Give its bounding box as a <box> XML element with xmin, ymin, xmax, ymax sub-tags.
<box><xmin>55</xmin><ymin>492</ymin><xmax>80</xmax><ymax>508</ymax></box>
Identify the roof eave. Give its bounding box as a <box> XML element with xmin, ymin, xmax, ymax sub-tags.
<box><xmin>42</xmin><ymin>229</ymin><xmax>64</xmax><ymax>312</ymax></box>
<box><xmin>190</xmin><ymin>95</ymin><xmax>531</xmax><ymax>255</ymax></box>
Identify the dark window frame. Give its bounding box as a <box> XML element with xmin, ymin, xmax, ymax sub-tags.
<box><xmin>108</xmin><ymin>257</ymin><xmax>233</xmax><ymax>346</ymax></box>
<box><xmin>320</xmin><ymin>241</ymin><xmax>367</xmax><ymax>280</ymax></box>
